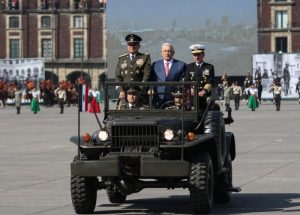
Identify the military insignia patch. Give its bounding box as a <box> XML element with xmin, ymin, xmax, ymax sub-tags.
<box><xmin>136</xmin><ymin>59</ymin><xmax>144</xmax><ymax>66</ymax></box>
<box><xmin>203</xmin><ymin>69</ymin><xmax>210</xmax><ymax>76</ymax></box>
<box><xmin>121</xmin><ymin>62</ymin><xmax>127</xmax><ymax>69</ymax></box>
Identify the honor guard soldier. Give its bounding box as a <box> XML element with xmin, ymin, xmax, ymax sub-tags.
<box><xmin>243</xmin><ymin>71</ymin><xmax>253</xmax><ymax>100</ymax></box>
<box><xmin>270</xmin><ymin>80</ymin><xmax>282</xmax><ymax>111</ymax></box>
<box><xmin>115</xmin><ymin>34</ymin><xmax>151</xmax><ymax>100</ymax></box>
<box><xmin>296</xmin><ymin>77</ymin><xmax>300</xmax><ymax>104</ymax></box>
<box><xmin>184</xmin><ymin>44</ymin><xmax>215</xmax><ymax>111</ymax></box>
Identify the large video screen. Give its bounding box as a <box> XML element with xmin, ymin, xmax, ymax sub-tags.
<box><xmin>106</xmin><ymin>0</ymin><xmax>257</xmax><ymax>79</ymax></box>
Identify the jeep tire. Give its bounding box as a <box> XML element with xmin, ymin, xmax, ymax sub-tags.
<box><xmin>71</xmin><ymin>155</ymin><xmax>98</xmax><ymax>214</ymax></box>
<box><xmin>189</xmin><ymin>153</ymin><xmax>214</xmax><ymax>214</ymax></box>
<box><xmin>106</xmin><ymin>182</ymin><xmax>127</xmax><ymax>203</ymax></box>
<box><xmin>214</xmin><ymin>154</ymin><xmax>232</xmax><ymax>203</ymax></box>
<box><xmin>204</xmin><ymin>110</ymin><xmax>226</xmax><ymax>169</ymax></box>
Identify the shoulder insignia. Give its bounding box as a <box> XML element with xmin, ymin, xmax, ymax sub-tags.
<box><xmin>119</xmin><ymin>54</ymin><xmax>128</xmax><ymax>58</ymax></box>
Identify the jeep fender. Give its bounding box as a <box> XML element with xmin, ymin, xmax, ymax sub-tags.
<box><xmin>225</xmin><ymin>132</ymin><xmax>236</xmax><ymax>161</ymax></box>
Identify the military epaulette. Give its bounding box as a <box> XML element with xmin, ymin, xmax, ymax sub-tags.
<box><xmin>118</xmin><ymin>53</ymin><xmax>128</xmax><ymax>58</ymax></box>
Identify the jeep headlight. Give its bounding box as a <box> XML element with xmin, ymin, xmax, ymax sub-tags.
<box><xmin>164</xmin><ymin>129</ymin><xmax>174</xmax><ymax>141</ymax></box>
<box><xmin>98</xmin><ymin>130</ymin><xmax>109</xmax><ymax>141</ymax></box>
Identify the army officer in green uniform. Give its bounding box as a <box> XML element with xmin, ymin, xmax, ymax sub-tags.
<box><xmin>115</xmin><ymin>34</ymin><xmax>151</xmax><ymax>100</ymax></box>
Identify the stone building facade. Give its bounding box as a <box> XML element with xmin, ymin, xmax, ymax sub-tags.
<box><xmin>0</xmin><ymin>0</ymin><xmax>107</xmax><ymax>88</ymax></box>
<box><xmin>257</xmin><ymin>0</ymin><xmax>300</xmax><ymax>53</ymax></box>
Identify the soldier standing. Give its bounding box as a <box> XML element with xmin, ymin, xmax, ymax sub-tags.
<box><xmin>255</xmin><ymin>70</ymin><xmax>263</xmax><ymax>104</ymax></box>
<box><xmin>184</xmin><ymin>44</ymin><xmax>215</xmax><ymax>111</ymax></box>
<box><xmin>270</xmin><ymin>81</ymin><xmax>282</xmax><ymax>111</ymax></box>
<box><xmin>223</xmin><ymin>82</ymin><xmax>233</xmax><ymax>111</ymax></box>
<box><xmin>232</xmin><ymin>81</ymin><xmax>242</xmax><ymax>110</ymax></box>
<box><xmin>115</xmin><ymin>34</ymin><xmax>151</xmax><ymax>104</ymax></box>
<box><xmin>243</xmin><ymin>71</ymin><xmax>253</xmax><ymax>100</ymax></box>
<box><xmin>14</xmin><ymin>86</ymin><xmax>22</xmax><ymax>114</ymax></box>
<box><xmin>296</xmin><ymin>77</ymin><xmax>300</xmax><ymax>104</ymax></box>
<box><xmin>54</xmin><ymin>84</ymin><xmax>66</xmax><ymax>114</ymax></box>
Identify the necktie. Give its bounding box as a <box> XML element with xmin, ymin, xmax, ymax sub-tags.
<box><xmin>130</xmin><ymin>54</ymin><xmax>135</xmax><ymax>61</ymax></box>
<box><xmin>130</xmin><ymin>105</ymin><xmax>134</xmax><ymax>110</ymax></box>
<box><xmin>165</xmin><ymin>62</ymin><xmax>169</xmax><ymax>76</ymax></box>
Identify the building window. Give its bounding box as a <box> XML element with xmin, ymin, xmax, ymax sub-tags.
<box><xmin>9</xmin><ymin>0</ymin><xmax>19</xmax><ymax>10</ymax></box>
<box><xmin>275</xmin><ymin>37</ymin><xmax>287</xmax><ymax>53</ymax></box>
<box><xmin>42</xmin><ymin>39</ymin><xmax>52</xmax><ymax>59</ymax></box>
<box><xmin>41</xmin><ymin>0</ymin><xmax>58</xmax><ymax>10</ymax></box>
<box><xmin>275</xmin><ymin>11</ymin><xmax>288</xmax><ymax>28</ymax></box>
<box><xmin>275</xmin><ymin>0</ymin><xmax>287</xmax><ymax>2</ymax></box>
<box><xmin>10</xmin><ymin>39</ymin><xmax>20</xmax><ymax>58</ymax></box>
<box><xmin>41</xmin><ymin>0</ymin><xmax>49</xmax><ymax>9</ymax></box>
<box><xmin>73</xmin><ymin>0</ymin><xmax>88</xmax><ymax>9</ymax></box>
<box><xmin>41</xmin><ymin>16</ymin><xmax>51</xmax><ymax>28</ymax></box>
<box><xmin>74</xmin><ymin>38</ymin><xmax>83</xmax><ymax>59</ymax></box>
<box><xmin>9</xmin><ymin>16</ymin><xmax>19</xmax><ymax>28</ymax></box>
<box><xmin>74</xmin><ymin>16</ymin><xmax>83</xmax><ymax>28</ymax></box>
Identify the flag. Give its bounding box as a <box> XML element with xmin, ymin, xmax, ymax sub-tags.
<box><xmin>82</xmin><ymin>84</ymin><xmax>89</xmax><ymax>112</ymax></box>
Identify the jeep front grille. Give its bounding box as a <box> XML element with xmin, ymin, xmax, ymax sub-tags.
<box><xmin>111</xmin><ymin>125</ymin><xmax>159</xmax><ymax>149</ymax></box>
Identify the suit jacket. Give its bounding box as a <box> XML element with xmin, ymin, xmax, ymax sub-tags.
<box><xmin>185</xmin><ymin>62</ymin><xmax>214</xmax><ymax>95</ymax></box>
<box><xmin>151</xmin><ymin>59</ymin><xmax>186</xmax><ymax>107</ymax></box>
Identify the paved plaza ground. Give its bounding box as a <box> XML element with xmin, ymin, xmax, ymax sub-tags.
<box><xmin>0</xmin><ymin>100</ymin><xmax>300</xmax><ymax>214</ymax></box>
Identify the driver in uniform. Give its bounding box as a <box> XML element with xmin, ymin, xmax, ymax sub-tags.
<box><xmin>165</xmin><ymin>87</ymin><xmax>183</xmax><ymax>110</ymax></box>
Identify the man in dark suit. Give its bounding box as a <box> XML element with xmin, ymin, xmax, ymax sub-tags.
<box><xmin>184</xmin><ymin>44</ymin><xmax>215</xmax><ymax>110</ymax></box>
<box><xmin>115</xmin><ymin>34</ymin><xmax>151</xmax><ymax>100</ymax></box>
<box><xmin>151</xmin><ymin>43</ymin><xmax>186</xmax><ymax>108</ymax></box>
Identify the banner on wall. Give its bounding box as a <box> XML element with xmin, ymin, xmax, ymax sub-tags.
<box><xmin>252</xmin><ymin>53</ymin><xmax>300</xmax><ymax>99</ymax></box>
<box><xmin>0</xmin><ymin>58</ymin><xmax>45</xmax><ymax>85</ymax></box>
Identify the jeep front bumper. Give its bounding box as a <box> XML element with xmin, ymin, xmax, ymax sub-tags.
<box><xmin>71</xmin><ymin>156</ymin><xmax>190</xmax><ymax>177</ymax></box>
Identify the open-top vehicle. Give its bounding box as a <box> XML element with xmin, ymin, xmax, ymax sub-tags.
<box><xmin>70</xmin><ymin>81</ymin><xmax>240</xmax><ymax>214</ymax></box>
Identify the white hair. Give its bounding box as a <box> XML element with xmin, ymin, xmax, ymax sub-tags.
<box><xmin>161</xmin><ymin>43</ymin><xmax>174</xmax><ymax>51</ymax></box>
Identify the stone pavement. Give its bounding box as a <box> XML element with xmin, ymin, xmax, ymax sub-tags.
<box><xmin>0</xmin><ymin>101</ymin><xmax>300</xmax><ymax>215</ymax></box>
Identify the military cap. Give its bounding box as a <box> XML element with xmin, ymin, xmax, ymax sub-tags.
<box><xmin>172</xmin><ymin>87</ymin><xmax>183</xmax><ymax>97</ymax></box>
<box><xmin>189</xmin><ymin>44</ymin><xmax>206</xmax><ymax>54</ymax></box>
<box><xmin>125</xmin><ymin>34</ymin><xmax>142</xmax><ymax>44</ymax></box>
<box><xmin>127</xmin><ymin>86</ymin><xmax>140</xmax><ymax>94</ymax></box>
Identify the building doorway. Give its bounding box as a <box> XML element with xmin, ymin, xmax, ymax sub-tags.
<box><xmin>45</xmin><ymin>71</ymin><xmax>59</xmax><ymax>85</ymax></box>
<box><xmin>66</xmin><ymin>71</ymin><xmax>91</xmax><ymax>86</ymax></box>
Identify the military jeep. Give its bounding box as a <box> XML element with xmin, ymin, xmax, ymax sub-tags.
<box><xmin>70</xmin><ymin>81</ymin><xmax>240</xmax><ymax>214</ymax></box>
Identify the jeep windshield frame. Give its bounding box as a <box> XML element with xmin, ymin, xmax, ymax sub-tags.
<box><xmin>104</xmin><ymin>81</ymin><xmax>201</xmax><ymax>120</ymax></box>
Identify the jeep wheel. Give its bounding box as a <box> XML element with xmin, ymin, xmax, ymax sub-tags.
<box><xmin>71</xmin><ymin>155</ymin><xmax>98</xmax><ymax>214</ymax></box>
<box><xmin>106</xmin><ymin>186</ymin><xmax>127</xmax><ymax>203</ymax></box>
<box><xmin>204</xmin><ymin>110</ymin><xmax>226</xmax><ymax>169</ymax></box>
<box><xmin>189</xmin><ymin>153</ymin><xmax>214</xmax><ymax>214</ymax></box>
<box><xmin>214</xmin><ymin>154</ymin><xmax>232</xmax><ymax>203</ymax></box>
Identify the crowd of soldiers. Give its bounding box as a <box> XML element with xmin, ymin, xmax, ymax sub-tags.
<box><xmin>216</xmin><ymin>68</ymin><xmax>300</xmax><ymax>112</ymax></box>
<box><xmin>0</xmin><ymin>78</ymin><xmax>79</xmax><ymax>111</ymax></box>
